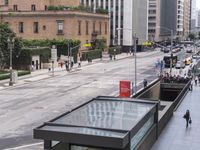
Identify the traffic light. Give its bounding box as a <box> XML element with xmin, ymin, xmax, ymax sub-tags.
<box><xmin>136</xmin><ymin>38</ymin><xmax>139</xmax><ymax>45</ymax></box>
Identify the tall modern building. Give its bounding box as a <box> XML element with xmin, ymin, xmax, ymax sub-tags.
<box><xmin>176</xmin><ymin>0</ymin><xmax>184</xmax><ymax>39</ymax></box>
<box><xmin>190</xmin><ymin>0</ymin><xmax>197</xmax><ymax>30</ymax></box>
<box><xmin>198</xmin><ymin>10</ymin><xmax>200</xmax><ymax>27</ymax></box>
<box><xmin>183</xmin><ymin>0</ymin><xmax>191</xmax><ymax>39</ymax></box>
<box><xmin>160</xmin><ymin>0</ymin><xmax>177</xmax><ymax>40</ymax></box>
<box><xmin>148</xmin><ymin>0</ymin><xmax>161</xmax><ymax>42</ymax></box>
<box><xmin>81</xmin><ymin>0</ymin><xmax>148</xmax><ymax>51</ymax></box>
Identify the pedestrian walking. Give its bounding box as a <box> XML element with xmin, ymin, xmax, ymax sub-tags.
<box><xmin>78</xmin><ymin>61</ymin><xmax>81</xmax><ymax>68</ymax></box>
<box><xmin>143</xmin><ymin>79</ymin><xmax>148</xmax><ymax>88</ymax></box>
<box><xmin>189</xmin><ymin>80</ymin><xmax>193</xmax><ymax>91</ymax></box>
<box><xmin>183</xmin><ymin>109</ymin><xmax>192</xmax><ymax>128</ymax></box>
<box><xmin>195</xmin><ymin>76</ymin><xmax>198</xmax><ymax>86</ymax></box>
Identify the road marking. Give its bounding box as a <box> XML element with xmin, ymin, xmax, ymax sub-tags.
<box><xmin>3</xmin><ymin>142</ymin><xmax>43</xmax><ymax>150</ymax></box>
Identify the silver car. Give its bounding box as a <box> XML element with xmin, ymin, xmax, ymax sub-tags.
<box><xmin>175</xmin><ymin>61</ymin><xmax>185</xmax><ymax>69</ymax></box>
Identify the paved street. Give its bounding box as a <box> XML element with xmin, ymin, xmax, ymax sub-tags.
<box><xmin>0</xmin><ymin>51</ymin><xmax>165</xmax><ymax>150</ymax></box>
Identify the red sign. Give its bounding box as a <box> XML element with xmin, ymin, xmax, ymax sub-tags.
<box><xmin>119</xmin><ymin>81</ymin><xmax>131</xmax><ymax>98</ymax></box>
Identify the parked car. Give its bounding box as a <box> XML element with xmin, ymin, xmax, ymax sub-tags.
<box><xmin>175</xmin><ymin>61</ymin><xmax>185</xmax><ymax>69</ymax></box>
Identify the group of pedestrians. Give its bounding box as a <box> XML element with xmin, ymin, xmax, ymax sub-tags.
<box><xmin>160</xmin><ymin>72</ymin><xmax>190</xmax><ymax>84</ymax></box>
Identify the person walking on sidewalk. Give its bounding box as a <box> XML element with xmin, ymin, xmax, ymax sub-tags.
<box><xmin>183</xmin><ymin>109</ymin><xmax>192</xmax><ymax>128</ymax></box>
<box><xmin>195</xmin><ymin>76</ymin><xmax>198</xmax><ymax>86</ymax></box>
<box><xmin>143</xmin><ymin>79</ymin><xmax>148</xmax><ymax>88</ymax></box>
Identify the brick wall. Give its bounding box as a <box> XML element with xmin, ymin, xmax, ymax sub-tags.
<box><xmin>2</xmin><ymin>11</ymin><xmax>109</xmax><ymax>51</ymax></box>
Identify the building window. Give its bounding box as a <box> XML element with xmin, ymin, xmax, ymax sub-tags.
<box><xmin>43</xmin><ymin>25</ymin><xmax>46</xmax><ymax>30</ymax></box>
<box><xmin>45</xmin><ymin>5</ymin><xmax>48</xmax><ymax>11</ymax></box>
<box><xmin>78</xmin><ymin>20</ymin><xmax>81</xmax><ymax>35</ymax></box>
<box><xmin>33</xmin><ymin>22</ymin><xmax>39</xmax><ymax>33</ymax></box>
<box><xmin>86</xmin><ymin>21</ymin><xmax>89</xmax><ymax>35</ymax></box>
<box><xmin>57</xmin><ymin>21</ymin><xmax>64</xmax><ymax>34</ymax></box>
<box><xmin>18</xmin><ymin>22</ymin><xmax>24</xmax><ymax>33</ymax></box>
<box><xmin>105</xmin><ymin>22</ymin><xmax>107</xmax><ymax>34</ymax></box>
<box><xmin>99</xmin><ymin>22</ymin><xmax>102</xmax><ymax>35</ymax></box>
<box><xmin>13</xmin><ymin>5</ymin><xmax>18</xmax><ymax>11</ymax></box>
<box><xmin>31</xmin><ymin>4</ymin><xmax>36</xmax><ymax>11</ymax></box>
<box><xmin>4</xmin><ymin>0</ymin><xmax>8</xmax><ymax>5</ymax></box>
<box><xmin>93</xmin><ymin>21</ymin><xmax>95</xmax><ymax>32</ymax></box>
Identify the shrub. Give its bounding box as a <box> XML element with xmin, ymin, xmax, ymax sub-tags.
<box><xmin>108</xmin><ymin>46</ymin><xmax>122</xmax><ymax>55</ymax></box>
<box><xmin>82</xmin><ymin>49</ymin><xmax>102</xmax><ymax>61</ymax></box>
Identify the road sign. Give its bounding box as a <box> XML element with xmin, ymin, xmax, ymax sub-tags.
<box><xmin>51</xmin><ymin>48</ymin><xmax>57</xmax><ymax>61</ymax></box>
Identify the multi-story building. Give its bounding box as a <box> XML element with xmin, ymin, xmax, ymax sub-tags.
<box><xmin>0</xmin><ymin>0</ymin><xmax>109</xmax><ymax>54</ymax></box>
<box><xmin>160</xmin><ymin>0</ymin><xmax>177</xmax><ymax>40</ymax></box>
<box><xmin>190</xmin><ymin>0</ymin><xmax>197</xmax><ymax>30</ymax></box>
<box><xmin>81</xmin><ymin>0</ymin><xmax>148</xmax><ymax>51</ymax></box>
<box><xmin>198</xmin><ymin>10</ymin><xmax>200</xmax><ymax>27</ymax></box>
<box><xmin>148</xmin><ymin>0</ymin><xmax>160</xmax><ymax>42</ymax></box>
<box><xmin>183</xmin><ymin>0</ymin><xmax>191</xmax><ymax>39</ymax></box>
<box><xmin>176</xmin><ymin>0</ymin><xmax>184</xmax><ymax>39</ymax></box>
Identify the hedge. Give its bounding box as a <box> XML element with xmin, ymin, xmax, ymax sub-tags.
<box><xmin>108</xmin><ymin>46</ymin><xmax>122</xmax><ymax>55</ymax></box>
<box><xmin>0</xmin><ymin>70</ymin><xmax>30</xmax><ymax>80</ymax></box>
<box><xmin>82</xmin><ymin>49</ymin><xmax>102</xmax><ymax>61</ymax></box>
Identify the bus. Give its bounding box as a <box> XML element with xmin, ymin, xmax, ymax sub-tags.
<box><xmin>163</xmin><ymin>55</ymin><xmax>178</xmax><ymax>68</ymax></box>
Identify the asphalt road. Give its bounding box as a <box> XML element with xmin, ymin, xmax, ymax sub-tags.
<box><xmin>0</xmin><ymin>51</ymin><xmax>165</xmax><ymax>149</ymax></box>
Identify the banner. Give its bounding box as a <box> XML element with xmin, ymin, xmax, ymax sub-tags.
<box><xmin>120</xmin><ymin>81</ymin><xmax>131</xmax><ymax>98</ymax></box>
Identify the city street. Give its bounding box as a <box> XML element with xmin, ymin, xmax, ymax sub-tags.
<box><xmin>0</xmin><ymin>51</ymin><xmax>165</xmax><ymax>149</ymax></box>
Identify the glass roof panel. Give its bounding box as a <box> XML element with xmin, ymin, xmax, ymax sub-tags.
<box><xmin>53</xmin><ymin>100</ymin><xmax>154</xmax><ymax>131</ymax></box>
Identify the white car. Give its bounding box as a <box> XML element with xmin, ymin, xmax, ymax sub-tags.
<box><xmin>175</xmin><ymin>61</ymin><xmax>185</xmax><ymax>69</ymax></box>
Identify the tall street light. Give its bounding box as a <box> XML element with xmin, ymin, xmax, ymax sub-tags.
<box><xmin>157</xmin><ymin>26</ymin><xmax>173</xmax><ymax>75</ymax></box>
<box><xmin>117</xmin><ymin>28</ymin><xmax>138</xmax><ymax>93</ymax></box>
<box><xmin>7</xmin><ymin>38</ymin><xmax>15</xmax><ymax>86</ymax></box>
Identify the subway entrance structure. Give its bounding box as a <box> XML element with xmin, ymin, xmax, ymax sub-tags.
<box><xmin>34</xmin><ymin>96</ymin><xmax>159</xmax><ymax>150</ymax></box>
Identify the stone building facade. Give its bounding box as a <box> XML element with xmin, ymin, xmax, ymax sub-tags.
<box><xmin>0</xmin><ymin>0</ymin><xmax>109</xmax><ymax>52</ymax></box>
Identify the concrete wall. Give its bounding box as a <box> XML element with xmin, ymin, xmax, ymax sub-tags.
<box><xmin>137</xmin><ymin>125</ymin><xmax>157</xmax><ymax>150</ymax></box>
<box><xmin>135</xmin><ymin>81</ymin><xmax>161</xmax><ymax>100</ymax></box>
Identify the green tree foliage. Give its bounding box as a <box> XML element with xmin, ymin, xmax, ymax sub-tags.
<box><xmin>22</xmin><ymin>39</ymin><xmax>81</xmax><ymax>63</ymax></box>
<box><xmin>0</xmin><ymin>23</ymin><xmax>23</xmax><ymax>69</ymax></box>
<box><xmin>188</xmin><ymin>33</ymin><xmax>195</xmax><ymax>40</ymax></box>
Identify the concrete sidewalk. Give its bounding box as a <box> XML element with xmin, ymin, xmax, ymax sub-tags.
<box><xmin>0</xmin><ymin>51</ymin><xmax>160</xmax><ymax>88</ymax></box>
<box><xmin>152</xmin><ymin>85</ymin><xmax>200</xmax><ymax>150</ymax></box>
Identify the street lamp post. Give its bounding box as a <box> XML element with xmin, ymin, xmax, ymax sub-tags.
<box><xmin>7</xmin><ymin>38</ymin><xmax>15</xmax><ymax>86</ymax></box>
<box><xmin>117</xmin><ymin>28</ymin><xmax>137</xmax><ymax>93</ymax></box>
<box><xmin>157</xmin><ymin>26</ymin><xmax>173</xmax><ymax>75</ymax></box>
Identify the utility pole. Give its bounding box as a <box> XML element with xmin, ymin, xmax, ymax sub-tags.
<box><xmin>133</xmin><ymin>33</ymin><xmax>137</xmax><ymax>93</ymax></box>
<box><xmin>170</xmin><ymin>30</ymin><xmax>173</xmax><ymax>76</ymax></box>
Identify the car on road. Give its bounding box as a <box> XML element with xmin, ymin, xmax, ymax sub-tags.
<box><xmin>185</xmin><ymin>58</ymin><xmax>191</xmax><ymax>65</ymax></box>
<box><xmin>192</xmin><ymin>55</ymin><xmax>200</xmax><ymax>60</ymax></box>
<box><xmin>175</xmin><ymin>61</ymin><xmax>185</xmax><ymax>69</ymax></box>
<box><xmin>186</xmin><ymin>47</ymin><xmax>192</xmax><ymax>53</ymax></box>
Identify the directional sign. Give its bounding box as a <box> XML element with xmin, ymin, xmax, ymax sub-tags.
<box><xmin>51</xmin><ymin>48</ymin><xmax>57</xmax><ymax>61</ymax></box>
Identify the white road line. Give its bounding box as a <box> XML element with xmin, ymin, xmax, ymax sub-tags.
<box><xmin>3</xmin><ymin>142</ymin><xmax>43</xmax><ymax>150</ymax></box>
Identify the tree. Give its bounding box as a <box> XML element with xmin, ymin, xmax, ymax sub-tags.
<box><xmin>0</xmin><ymin>23</ymin><xmax>22</xmax><ymax>69</ymax></box>
<box><xmin>198</xmin><ymin>31</ymin><xmax>200</xmax><ymax>39</ymax></box>
<box><xmin>188</xmin><ymin>33</ymin><xmax>195</xmax><ymax>40</ymax></box>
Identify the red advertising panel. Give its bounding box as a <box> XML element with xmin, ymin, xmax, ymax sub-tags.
<box><xmin>120</xmin><ymin>80</ymin><xmax>131</xmax><ymax>98</ymax></box>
